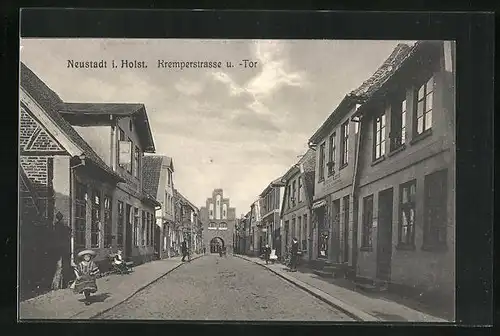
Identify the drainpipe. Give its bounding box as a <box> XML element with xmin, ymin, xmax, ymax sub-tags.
<box><xmin>69</xmin><ymin>155</ymin><xmax>86</xmax><ymax>266</ymax></box>
<box><xmin>350</xmin><ymin>114</ymin><xmax>363</xmax><ymax>275</ymax></box>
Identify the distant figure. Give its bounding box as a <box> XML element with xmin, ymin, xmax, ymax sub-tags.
<box><xmin>73</xmin><ymin>250</ymin><xmax>99</xmax><ymax>305</ymax></box>
<box><xmin>290</xmin><ymin>238</ymin><xmax>299</xmax><ymax>271</ymax></box>
<box><xmin>264</xmin><ymin>244</ymin><xmax>271</xmax><ymax>265</ymax></box>
<box><xmin>181</xmin><ymin>241</ymin><xmax>189</xmax><ymax>262</ymax></box>
<box><xmin>113</xmin><ymin>250</ymin><xmax>131</xmax><ymax>274</ymax></box>
<box><xmin>203</xmin><ymin>247</ymin><xmax>206</xmax><ymax>254</ymax></box>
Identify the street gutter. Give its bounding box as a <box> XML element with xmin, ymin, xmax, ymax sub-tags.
<box><xmin>235</xmin><ymin>254</ymin><xmax>379</xmax><ymax>322</ymax></box>
<box><xmin>81</xmin><ymin>254</ymin><xmax>205</xmax><ymax>320</ymax></box>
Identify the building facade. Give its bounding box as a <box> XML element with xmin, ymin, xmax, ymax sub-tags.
<box><xmin>173</xmin><ymin>189</ymin><xmax>199</xmax><ymax>254</ymax></box>
<box><xmin>142</xmin><ymin>155</ymin><xmax>175</xmax><ymax>258</ymax></box>
<box><xmin>247</xmin><ymin>200</ymin><xmax>261</xmax><ymax>256</ymax></box>
<box><xmin>280</xmin><ymin>149</ymin><xmax>316</xmax><ymax>262</ymax></box>
<box><xmin>258</xmin><ymin>178</ymin><xmax>285</xmax><ymax>258</ymax></box>
<box><xmin>353</xmin><ymin>41</ymin><xmax>455</xmax><ymax>305</ymax></box>
<box><xmin>308</xmin><ymin>44</ymin><xmax>412</xmax><ymax>275</ymax></box>
<box><xmin>19</xmin><ymin>63</ymin><xmax>128</xmax><ymax>296</ymax></box>
<box><xmin>199</xmin><ymin>189</ymin><xmax>236</xmax><ymax>253</ymax></box>
<box><xmin>57</xmin><ymin>101</ymin><xmax>160</xmax><ymax>265</ymax></box>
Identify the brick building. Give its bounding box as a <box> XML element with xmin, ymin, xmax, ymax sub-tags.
<box><xmin>280</xmin><ymin>149</ymin><xmax>316</xmax><ymax>262</ymax></box>
<box><xmin>199</xmin><ymin>189</ymin><xmax>236</xmax><ymax>254</ymax></box>
<box><xmin>19</xmin><ymin>63</ymin><xmax>126</xmax><ymax>296</ymax></box>
<box><xmin>352</xmin><ymin>41</ymin><xmax>455</xmax><ymax>308</ymax></box>
<box><xmin>142</xmin><ymin>155</ymin><xmax>175</xmax><ymax>258</ymax></box>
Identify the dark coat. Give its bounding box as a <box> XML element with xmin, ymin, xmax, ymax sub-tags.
<box><xmin>181</xmin><ymin>242</ymin><xmax>188</xmax><ymax>253</ymax></box>
<box><xmin>291</xmin><ymin>241</ymin><xmax>299</xmax><ymax>255</ymax></box>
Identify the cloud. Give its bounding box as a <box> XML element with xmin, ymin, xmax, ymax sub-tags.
<box><xmin>20</xmin><ymin>38</ymin><xmax>407</xmax><ymax>214</ymax></box>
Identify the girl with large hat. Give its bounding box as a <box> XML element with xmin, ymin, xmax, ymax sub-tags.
<box><xmin>73</xmin><ymin>249</ymin><xmax>100</xmax><ymax>305</ymax></box>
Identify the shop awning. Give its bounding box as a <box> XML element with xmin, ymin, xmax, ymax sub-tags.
<box><xmin>312</xmin><ymin>200</ymin><xmax>327</xmax><ymax>209</ymax></box>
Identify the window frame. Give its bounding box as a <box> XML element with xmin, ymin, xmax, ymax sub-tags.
<box><xmin>117</xmin><ymin>201</ymin><xmax>124</xmax><ymax>248</ymax></box>
<box><xmin>361</xmin><ymin>194</ymin><xmax>374</xmax><ymax>249</ymax></box>
<box><xmin>133</xmin><ymin>207</ymin><xmax>139</xmax><ymax>247</ymax></box>
<box><xmin>133</xmin><ymin>145</ymin><xmax>140</xmax><ymax>178</ymax></box>
<box><xmin>327</xmin><ymin>132</ymin><xmax>336</xmax><ymax>176</ymax></box>
<box><xmin>318</xmin><ymin>142</ymin><xmax>326</xmax><ymax>181</ymax></box>
<box><xmin>90</xmin><ymin>189</ymin><xmax>101</xmax><ymax>248</ymax></box>
<box><xmin>298</xmin><ymin>176</ymin><xmax>303</xmax><ymax>203</ymax></box>
<box><xmin>414</xmin><ymin>75</ymin><xmax>434</xmax><ymax>136</ymax></box>
<box><xmin>390</xmin><ymin>93</ymin><xmax>408</xmax><ymax>152</ymax></box>
<box><xmin>398</xmin><ymin>179</ymin><xmax>417</xmax><ymax>249</ymax></box>
<box><xmin>74</xmin><ymin>181</ymin><xmax>87</xmax><ymax>249</ymax></box>
<box><xmin>340</xmin><ymin>121</ymin><xmax>349</xmax><ymax>167</ymax></box>
<box><xmin>373</xmin><ymin>110</ymin><xmax>387</xmax><ymax>161</ymax></box>
<box><xmin>103</xmin><ymin>195</ymin><xmax>113</xmax><ymax>248</ymax></box>
<box><xmin>423</xmin><ymin>169</ymin><xmax>448</xmax><ymax>250</ymax></box>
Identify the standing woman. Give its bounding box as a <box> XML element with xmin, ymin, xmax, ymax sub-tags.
<box><xmin>73</xmin><ymin>250</ymin><xmax>100</xmax><ymax>305</ymax></box>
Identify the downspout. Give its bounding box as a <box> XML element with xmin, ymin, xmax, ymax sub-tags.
<box><xmin>350</xmin><ymin>114</ymin><xmax>363</xmax><ymax>276</ymax></box>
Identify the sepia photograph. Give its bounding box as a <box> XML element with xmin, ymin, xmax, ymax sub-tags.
<box><xmin>18</xmin><ymin>37</ymin><xmax>456</xmax><ymax>322</ymax></box>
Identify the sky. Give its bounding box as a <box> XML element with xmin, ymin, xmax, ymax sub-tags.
<box><xmin>20</xmin><ymin>38</ymin><xmax>414</xmax><ymax>216</ymax></box>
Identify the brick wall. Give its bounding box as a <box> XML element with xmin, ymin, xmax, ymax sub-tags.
<box><xmin>20</xmin><ymin>107</ymin><xmax>39</xmax><ymax>149</ymax></box>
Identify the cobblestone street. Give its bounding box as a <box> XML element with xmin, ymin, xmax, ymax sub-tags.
<box><xmin>96</xmin><ymin>255</ymin><xmax>354</xmax><ymax>321</ymax></box>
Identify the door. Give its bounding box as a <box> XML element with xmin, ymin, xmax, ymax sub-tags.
<box><xmin>342</xmin><ymin>196</ymin><xmax>350</xmax><ymax>263</ymax></box>
<box><xmin>317</xmin><ymin>207</ymin><xmax>328</xmax><ymax>259</ymax></box>
<box><xmin>331</xmin><ymin>200</ymin><xmax>340</xmax><ymax>262</ymax></box>
<box><xmin>154</xmin><ymin>224</ymin><xmax>161</xmax><ymax>257</ymax></box>
<box><xmin>376</xmin><ymin>188</ymin><xmax>393</xmax><ymax>281</ymax></box>
<box><xmin>125</xmin><ymin>204</ymin><xmax>132</xmax><ymax>259</ymax></box>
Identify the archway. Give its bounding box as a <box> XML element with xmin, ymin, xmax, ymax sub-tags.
<box><xmin>209</xmin><ymin>237</ymin><xmax>225</xmax><ymax>253</ymax></box>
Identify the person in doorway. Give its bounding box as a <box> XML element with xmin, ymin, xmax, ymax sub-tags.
<box><xmin>181</xmin><ymin>241</ymin><xmax>189</xmax><ymax>262</ymax></box>
<box><xmin>73</xmin><ymin>250</ymin><xmax>100</xmax><ymax>305</ymax></box>
<box><xmin>290</xmin><ymin>237</ymin><xmax>299</xmax><ymax>272</ymax></box>
<box><xmin>264</xmin><ymin>244</ymin><xmax>271</xmax><ymax>265</ymax></box>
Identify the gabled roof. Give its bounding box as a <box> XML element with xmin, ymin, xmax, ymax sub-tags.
<box><xmin>174</xmin><ymin>189</ymin><xmax>198</xmax><ymax>212</ymax></box>
<box><xmin>142</xmin><ymin>155</ymin><xmax>175</xmax><ymax>198</ymax></box>
<box><xmin>20</xmin><ymin>62</ymin><xmax>123</xmax><ymax>182</ymax></box>
<box><xmin>309</xmin><ymin>43</ymin><xmax>415</xmax><ymax>145</ymax></box>
<box><xmin>58</xmin><ymin>102</ymin><xmax>156</xmax><ymax>153</ymax></box>
<box><xmin>259</xmin><ymin>176</ymin><xmax>286</xmax><ymax>198</ymax></box>
<box><xmin>142</xmin><ymin>156</ymin><xmax>164</xmax><ymax>198</ymax></box>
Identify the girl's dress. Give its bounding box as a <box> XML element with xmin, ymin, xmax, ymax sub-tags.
<box><xmin>73</xmin><ymin>260</ymin><xmax>99</xmax><ymax>294</ymax></box>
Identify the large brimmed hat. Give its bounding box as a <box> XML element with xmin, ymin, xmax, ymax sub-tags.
<box><xmin>77</xmin><ymin>249</ymin><xmax>97</xmax><ymax>258</ymax></box>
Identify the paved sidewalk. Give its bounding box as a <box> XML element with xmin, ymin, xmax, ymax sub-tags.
<box><xmin>19</xmin><ymin>254</ymin><xmax>203</xmax><ymax>320</ymax></box>
<box><xmin>236</xmin><ymin>255</ymin><xmax>449</xmax><ymax>323</ymax></box>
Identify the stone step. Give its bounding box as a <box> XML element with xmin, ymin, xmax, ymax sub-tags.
<box><xmin>312</xmin><ymin>269</ymin><xmax>334</xmax><ymax>278</ymax></box>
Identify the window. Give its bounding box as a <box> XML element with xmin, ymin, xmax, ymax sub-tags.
<box><xmin>399</xmin><ymin>180</ymin><xmax>416</xmax><ymax>247</ymax></box>
<box><xmin>75</xmin><ymin>182</ymin><xmax>87</xmax><ymax>249</ymax></box>
<box><xmin>340</xmin><ymin>121</ymin><xmax>349</xmax><ymax>166</ymax></box>
<box><xmin>303</xmin><ymin>214</ymin><xmax>308</xmax><ymax>250</ymax></box>
<box><xmin>129</xmin><ymin>119</ymin><xmax>133</xmax><ymax>132</ymax></box>
<box><xmin>149</xmin><ymin>212</ymin><xmax>154</xmax><ymax>245</ymax></box>
<box><xmin>133</xmin><ymin>145</ymin><xmax>140</xmax><ymax>178</ymax></box>
<box><xmin>361</xmin><ymin>195</ymin><xmax>374</xmax><ymax>248</ymax></box>
<box><xmin>219</xmin><ymin>222</ymin><xmax>228</xmax><ymax>230</ymax></box>
<box><xmin>103</xmin><ymin>195</ymin><xmax>112</xmax><ymax>248</ymax></box>
<box><xmin>328</xmin><ymin>132</ymin><xmax>336</xmax><ymax>176</ymax></box>
<box><xmin>298</xmin><ymin>176</ymin><xmax>303</xmax><ymax>203</ymax></box>
<box><xmin>292</xmin><ymin>180</ymin><xmax>297</xmax><ymax>207</ymax></box>
<box><xmin>167</xmin><ymin>171</ymin><xmax>172</xmax><ymax>186</ymax></box>
<box><xmin>208</xmin><ymin>222</ymin><xmax>216</xmax><ymax>230</ymax></box>
<box><xmin>373</xmin><ymin>111</ymin><xmax>386</xmax><ymax>160</ymax></box>
<box><xmin>119</xmin><ymin>136</ymin><xmax>132</xmax><ymax>173</ymax></box>
<box><xmin>423</xmin><ymin>170</ymin><xmax>448</xmax><ymax>249</ymax></box>
<box><xmin>91</xmin><ymin>189</ymin><xmax>101</xmax><ymax>248</ymax></box>
<box><xmin>133</xmin><ymin>207</ymin><xmax>139</xmax><ymax>247</ymax></box>
<box><xmin>298</xmin><ymin>216</ymin><xmax>303</xmax><ymax>249</ymax></box>
<box><xmin>415</xmin><ymin>76</ymin><xmax>434</xmax><ymax>135</ymax></box>
<box><xmin>142</xmin><ymin>210</ymin><xmax>147</xmax><ymax>246</ymax></box>
<box><xmin>390</xmin><ymin>95</ymin><xmax>407</xmax><ymax>151</ymax></box>
<box><xmin>117</xmin><ymin>201</ymin><xmax>124</xmax><ymax>248</ymax></box>
<box><xmin>319</xmin><ymin>142</ymin><xmax>326</xmax><ymax>181</ymax></box>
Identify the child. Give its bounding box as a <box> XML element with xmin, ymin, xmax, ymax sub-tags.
<box><xmin>73</xmin><ymin>250</ymin><xmax>100</xmax><ymax>305</ymax></box>
<box><xmin>113</xmin><ymin>250</ymin><xmax>130</xmax><ymax>274</ymax></box>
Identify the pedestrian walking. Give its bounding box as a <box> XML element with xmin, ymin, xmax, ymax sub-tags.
<box><xmin>290</xmin><ymin>238</ymin><xmax>299</xmax><ymax>272</ymax></box>
<box><xmin>181</xmin><ymin>241</ymin><xmax>188</xmax><ymax>262</ymax></box>
<box><xmin>264</xmin><ymin>244</ymin><xmax>271</xmax><ymax>265</ymax></box>
<box><xmin>73</xmin><ymin>250</ymin><xmax>100</xmax><ymax>305</ymax></box>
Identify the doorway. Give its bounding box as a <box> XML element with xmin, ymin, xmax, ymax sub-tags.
<box><xmin>342</xmin><ymin>196</ymin><xmax>350</xmax><ymax>263</ymax></box>
<box><xmin>125</xmin><ymin>204</ymin><xmax>132</xmax><ymax>260</ymax></box>
<box><xmin>316</xmin><ymin>207</ymin><xmax>328</xmax><ymax>259</ymax></box>
<box><xmin>210</xmin><ymin>237</ymin><xmax>224</xmax><ymax>253</ymax></box>
<box><xmin>376</xmin><ymin>188</ymin><xmax>394</xmax><ymax>282</ymax></box>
